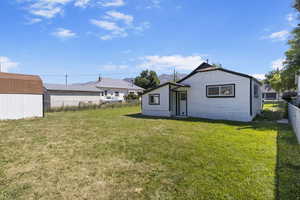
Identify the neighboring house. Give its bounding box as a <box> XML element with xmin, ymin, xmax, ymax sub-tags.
<box><xmin>142</xmin><ymin>63</ymin><xmax>262</xmax><ymax>122</ymax></box>
<box><xmin>261</xmin><ymin>83</ymin><xmax>281</xmax><ymax>101</ymax></box>
<box><xmin>44</xmin><ymin>84</ymin><xmax>103</xmax><ymax>110</ymax></box>
<box><xmin>0</xmin><ymin>72</ymin><xmax>43</xmax><ymax>120</ymax></box>
<box><xmin>44</xmin><ymin>77</ymin><xmax>143</xmax><ymax>109</ymax></box>
<box><xmin>78</xmin><ymin>77</ymin><xmax>143</xmax><ymax>100</ymax></box>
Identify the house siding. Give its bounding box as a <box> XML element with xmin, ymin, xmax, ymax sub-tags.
<box><xmin>181</xmin><ymin>70</ymin><xmax>253</xmax><ymax>122</ymax></box>
<box><xmin>0</xmin><ymin>94</ymin><xmax>43</xmax><ymax>120</ymax></box>
<box><xmin>44</xmin><ymin>91</ymin><xmax>101</xmax><ymax>109</ymax></box>
<box><xmin>142</xmin><ymin>85</ymin><xmax>170</xmax><ymax>117</ymax></box>
<box><xmin>298</xmin><ymin>75</ymin><xmax>300</xmax><ymax>96</ymax></box>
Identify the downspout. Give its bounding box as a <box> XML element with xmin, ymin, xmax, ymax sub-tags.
<box><xmin>250</xmin><ymin>78</ymin><xmax>253</xmax><ymax>117</ymax></box>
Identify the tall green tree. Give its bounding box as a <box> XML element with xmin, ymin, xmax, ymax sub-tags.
<box><xmin>283</xmin><ymin>26</ymin><xmax>300</xmax><ymax>90</ymax></box>
<box><xmin>134</xmin><ymin>70</ymin><xmax>160</xmax><ymax>89</ymax></box>
<box><xmin>265</xmin><ymin>70</ymin><xmax>283</xmax><ymax>96</ymax></box>
<box><xmin>295</xmin><ymin>0</ymin><xmax>300</xmax><ymax>12</ymax></box>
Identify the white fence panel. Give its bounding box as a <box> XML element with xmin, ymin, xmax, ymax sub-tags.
<box><xmin>288</xmin><ymin>103</ymin><xmax>300</xmax><ymax>143</ymax></box>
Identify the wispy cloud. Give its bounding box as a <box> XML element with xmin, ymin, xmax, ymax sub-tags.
<box><xmin>100</xmin><ymin>64</ymin><xmax>128</xmax><ymax>71</ymax></box>
<box><xmin>74</xmin><ymin>0</ymin><xmax>91</xmax><ymax>8</ymax></box>
<box><xmin>262</xmin><ymin>30</ymin><xmax>290</xmax><ymax>41</ymax></box>
<box><xmin>146</xmin><ymin>0</ymin><xmax>160</xmax><ymax>9</ymax></box>
<box><xmin>26</xmin><ymin>0</ymin><xmax>72</xmax><ymax>19</ymax></box>
<box><xmin>252</xmin><ymin>74</ymin><xmax>265</xmax><ymax>80</ymax></box>
<box><xmin>91</xmin><ymin>10</ymin><xmax>149</xmax><ymax>40</ymax></box>
<box><xmin>99</xmin><ymin>0</ymin><xmax>125</xmax><ymax>7</ymax></box>
<box><xmin>52</xmin><ymin>28</ymin><xmax>77</xmax><ymax>39</ymax></box>
<box><xmin>139</xmin><ymin>55</ymin><xmax>205</xmax><ymax>72</ymax></box>
<box><xmin>271</xmin><ymin>58</ymin><xmax>285</xmax><ymax>70</ymax></box>
<box><xmin>90</xmin><ymin>19</ymin><xmax>127</xmax><ymax>40</ymax></box>
<box><xmin>25</xmin><ymin>17</ymin><xmax>42</xmax><ymax>25</ymax></box>
<box><xmin>104</xmin><ymin>10</ymin><xmax>133</xmax><ymax>25</ymax></box>
<box><xmin>0</xmin><ymin>56</ymin><xmax>19</xmax><ymax>72</ymax></box>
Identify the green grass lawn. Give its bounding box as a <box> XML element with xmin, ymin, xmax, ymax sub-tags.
<box><xmin>0</xmin><ymin>106</ymin><xmax>299</xmax><ymax>199</ymax></box>
<box><xmin>255</xmin><ymin>102</ymin><xmax>288</xmax><ymax>121</ymax></box>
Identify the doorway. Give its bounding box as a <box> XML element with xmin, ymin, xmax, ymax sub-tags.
<box><xmin>176</xmin><ymin>91</ymin><xmax>187</xmax><ymax>116</ymax></box>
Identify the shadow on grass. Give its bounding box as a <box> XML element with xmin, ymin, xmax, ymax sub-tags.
<box><xmin>126</xmin><ymin>113</ymin><xmax>300</xmax><ymax>200</ymax></box>
<box><xmin>276</xmin><ymin>124</ymin><xmax>300</xmax><ymax>200</ymax></box>
<box><xmin>125</xmin><ymin>113</ymin><xmax>277</xmax><ymax>131</ymax></box>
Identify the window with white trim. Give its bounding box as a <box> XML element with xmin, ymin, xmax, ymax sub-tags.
<box><xmin>207</xmin><ymin>84</ymin><xmax>235</xmax><ymax>97</ymax></box>
<box><xmin>149</xmin><ymin>94</ymin><xmax>160</xmax><ymax>105</ymax></box>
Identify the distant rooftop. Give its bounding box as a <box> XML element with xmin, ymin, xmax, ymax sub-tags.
<box><xmin>44</xmin><ymin>83</ymin><xmax>102</xmax><ymax>92</ymax></box>
<box><xmin>78</xmin><ymin>77</ymin><xmax>143</xmax><ymax>90</ymax></box>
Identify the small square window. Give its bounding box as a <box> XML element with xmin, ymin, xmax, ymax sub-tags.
<box><xmin>115</xmin><ymin>91</ymin><xmax>119</xmax><ymax>96</ymax></box>
<box><xmin>149</xmin><ymin>94</ymin><xmax>160</xmax><ymax>105</ymax></box>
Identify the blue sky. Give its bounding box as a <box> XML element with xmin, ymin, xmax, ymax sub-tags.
<box><xmin>0</xmin><ymin>0</ymin><xmax>297</xmax><ymax>83</ymax></box>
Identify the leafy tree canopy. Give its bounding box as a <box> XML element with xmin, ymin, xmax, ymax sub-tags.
<box><xmin>264</xmin><ymin>0</ymin><xmax>300</xmax><ymax>91</ymax></box>
<box><xmin>134</xmin><ymin>70</ymin><xmax>160</xmax><ymax>90</ymax></box>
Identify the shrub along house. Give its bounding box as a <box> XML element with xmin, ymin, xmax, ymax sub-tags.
<box><xmin>0</xmin><ymin>72</ymin><xmax>44</xmax><ymax>120</ymax></box>
<box><xmin>142</xmin><ymin>63</ymin><xmax>262</xmax><ymax>122</ymax></box>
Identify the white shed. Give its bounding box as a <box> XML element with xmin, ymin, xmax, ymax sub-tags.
<box><xmin>142</xmin><ymin>63</ymin><xmax>262</xmax><ymax>122</ymax></box>
<box><xmin>0</xmin><ymin>72</ymin><xmax>44</xmax><ymax>120</ymax></box>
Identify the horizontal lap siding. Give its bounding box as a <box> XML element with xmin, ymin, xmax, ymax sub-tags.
<box><xmin>0</xmin><ymin>94</ymin><xmax>43</xmax><ymax>120</ymax></box>
<box><xmin>181</xmin><ymin>71</ymin><xmax>252</xmax><ymax>122</ymax></box>
<box><xmin>288</xmin><ymin>103</ymin><xmax>300</xmax><ymax>143</ymax></box>
<box><xmin>142</xmin><ymin>85</ymin><xmax>170</xmax><ymax>117</ymax></box>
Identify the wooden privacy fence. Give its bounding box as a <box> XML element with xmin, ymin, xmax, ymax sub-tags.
<box><xmin>288</xmin><ymin>103</ymin><xmax>300</xmax><ymax>143</ymax></box>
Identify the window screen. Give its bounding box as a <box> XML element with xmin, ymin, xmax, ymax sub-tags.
<box><xmin>207</xmin><ymin>84</ymin><xmax>235</xmax><ymax>97</ymax></box>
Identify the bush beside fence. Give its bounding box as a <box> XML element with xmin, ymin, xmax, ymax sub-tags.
<box><xmin>288</xmin><ymin>103</ymin><xmax>300</xmax><ymax>143</ymax></box>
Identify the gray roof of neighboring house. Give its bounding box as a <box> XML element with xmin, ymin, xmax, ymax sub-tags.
<box><xmin>44</xmin><ymin>83</ymin><xmax>102</xmax><ymax>92</ymax></box>
<box><xmin>78</xmin><ymin>77</ymin><xmax>144</xmax><ymax>90</ymax></box>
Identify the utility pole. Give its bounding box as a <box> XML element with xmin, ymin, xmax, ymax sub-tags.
<box><xmin>173</xmin><ymin>68</ymin><xmax>176</xmax><ymax>82</ymax></box>
<box><xmin>65</xmin><ymin>73</ymin><xmax>68</xmax><ymax>87</ymax></box>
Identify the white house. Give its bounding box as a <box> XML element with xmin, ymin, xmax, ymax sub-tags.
<box><xmin>78</xmin><ymin>77</ymin><xmax>143</xmax><ymax>101</ymax></box>
<box><xmin>142</xmin><ymin>63</ymin><xmax>262</xmax><ymax>122</ymax></box>
<box><xmin>261</xmin><ymin>83</ymin><xmax>282</xmax><ymax>101</ymax></box>
<box><xmin>44</xmin><ymin>77</ymin><xmax>143</xmax><ymax>109</ymax></box>
<box><xmin>0</xmin><ymin>72</ymin><xmax>44</xmax><ymax>120</ymax></box>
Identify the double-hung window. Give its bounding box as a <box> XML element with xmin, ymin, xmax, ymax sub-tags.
<box><xmin>149</xmin><ymin>94</ymin><xmax>160</xmax><ymax>105</ymax></box>
<box><xmin>206</xmin><ymin>84</ymin><xmax>235</xmax><ymax>98</ymax></box>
